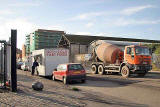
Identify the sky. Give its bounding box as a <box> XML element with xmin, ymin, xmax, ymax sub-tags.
<box><xmin>0</xmin><ymin>0</ymin><xmax>160</xmax><ymax>49</ymax></box>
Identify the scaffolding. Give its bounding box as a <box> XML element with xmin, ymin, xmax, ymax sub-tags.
<box><xmin>25</xmin><ymin>29</ymin><xmax>64</xmax><ymax>54</ymax></box>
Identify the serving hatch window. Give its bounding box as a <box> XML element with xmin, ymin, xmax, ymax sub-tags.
<box><xmin>34</xmin><ymin>54</ymin><xmax>43</xmax><ymax>65</ymax></box>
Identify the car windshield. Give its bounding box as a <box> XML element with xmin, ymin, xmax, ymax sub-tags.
<box><xmin>135</xmin><ymin>47</ymin><xmax>150</xmax><ymax>55</ymax></box>
<box><xmin>68</xmin><ymin>64</ymin><xmax>84</xmax><ymax>71</ymax></box>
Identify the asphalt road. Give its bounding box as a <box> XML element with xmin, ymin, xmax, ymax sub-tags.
<box><xmin>72</xmin><ymin>71</ymin><xmax>160</xmax><ymax>107</ymax></box>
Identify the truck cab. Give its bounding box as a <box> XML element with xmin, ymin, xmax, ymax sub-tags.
<box><xmin>123</xmin><ymin>45</ymin><xmax>152</xmax><ymax>76</ymax></box>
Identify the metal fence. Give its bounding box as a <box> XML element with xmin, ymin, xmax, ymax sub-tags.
<box><xmin>152</xmin><ymin>54</ymin><xmax>160</xmax><ymax>69</ymax></box>
<box><xmin>0</xmin><ymin>41</ymin><xmax>7</xmax><ymax>89</ymax></box>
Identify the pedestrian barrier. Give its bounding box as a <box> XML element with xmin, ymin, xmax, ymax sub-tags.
<box><xmin>152</xmin><ymin>54</ymin><xmax>160</xmax><ymax>69</ymax></box>
<box><xmin>0</xmin><ymin>30</ymin><xmax>17</xmax><ymax>91</ymax></box>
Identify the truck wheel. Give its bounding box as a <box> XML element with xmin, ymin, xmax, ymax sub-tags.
<box><xmin>121</xmin><ymin>66</ymin><xmax>130</xmax><ymax>78</ymax></box>
<box><xmin>98</xmin><ymin>65</ymin><xmax>104</xmax><ymax>75</ymax></box>
<box><xmin>63</xmin><ymin>77</ymin><xmax>68</xmax><ymax>84</ymax></box>
<box><xmin>92</xmin><ymin>65</ymin><xmax>98</xmax><ymax>74</ymax></box>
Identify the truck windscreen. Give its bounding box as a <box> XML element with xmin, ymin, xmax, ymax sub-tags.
<box><xmin>135</xmin><ymin>47</ymin><xmax>150</xmax><ymax>56</ymax></box>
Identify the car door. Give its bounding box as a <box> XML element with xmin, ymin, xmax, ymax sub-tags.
<box><xmin>54</xmin><ymin>65</ymin><xmax>61</xmax><ymax>80</ymax></box>
<box><xmin>59</xmin><ymin>64</ymin><xmax>67</xmax><ymax>80</ymax></box>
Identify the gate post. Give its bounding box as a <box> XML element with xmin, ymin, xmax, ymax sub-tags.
<box><xmin>11</xmin><ymin>30</ymin><xmax>17</xmax><ymax>92</ymax></box>
<box><xmin>3</xmin><ymin>43</ymin><xmax>7</xmax><ymax>88</ymax></box>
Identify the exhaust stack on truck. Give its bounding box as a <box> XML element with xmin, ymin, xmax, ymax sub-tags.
<box><xmin>90</xmin><ymin>40</ymin><xmax>152</xmax><ymax>77</ymax></box>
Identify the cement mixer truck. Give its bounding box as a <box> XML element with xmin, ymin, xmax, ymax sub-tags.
<box><xmin>90</xmin><ymin>40</ymin><xmax>152</xmax><ymax>78</ymax></box>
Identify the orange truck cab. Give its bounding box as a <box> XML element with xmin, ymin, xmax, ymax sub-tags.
<box><xmin>122</xmin><ymin>45</ymin><xmax>152</xmax><ymax>76</ymax></box>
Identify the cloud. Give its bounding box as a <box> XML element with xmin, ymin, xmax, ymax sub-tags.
<box><xmin>43</xmin><ymin>25</ymin><xmax>66</xmax><ymax>31</ymax></box>
<box><xmin>70</xmin><ymin>12</ymin><xmax>106</xmax><ymax>20</ymax></box>
<box><xmin>86</xmin><ymin>22</ymin><xmax>94</xmax><ymax>28</ymax></box>
<box><xmin>75</xmin><ymin>32</ymin><xmax>91</xmax><ymax>35</ymax></box>
<box><xmin>111</xmin><ymin>18</ymin><xmax>160</xmax><ymax>26</ymax></box>
<box><xmin>96</xmin><ymin>33</ymin><xmax>106</xmax><ymax>36</ymax></box>
<box><xmin>0</xmin><ymin>17</ymin><xmax>68</xmax><ymax>49</ymax></box>
<box><xmin>0</xmin><ymin>18</ymin><xmax>37</xmax><ymax>48</ymax></box>
<box><xmin>121</xmin><ymin>5</ymin><xmax>154</xmax><ymax>15</ymax></box>
<box><xmin>96</xmin><ymin>32</ymin><xmax>114</xmax><ymax>37</ymax></box>
<box><xmin>8</xmin><ymin>1</ymin><xmax>42</xmax><ymax>7</ymax></box>
<box><xmin>0</xmin><ymin>9</ymin><xmax>14</xmax><ymax>15</ymax></box>
<box><xmin>69</xmin><ymin>5</ymin><xmax>155</xmax><ymax>21</ymax></box>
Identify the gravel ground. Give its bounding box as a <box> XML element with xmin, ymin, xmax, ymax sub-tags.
<box><xmin>0</xmin><ymin>70</ymin><xmax>160</xmax><ymax>107</ymax></box>
<box><xmin>0</xmin><ymin>70</ymin><xmax>86</xmax><ymax>107</ymax></box>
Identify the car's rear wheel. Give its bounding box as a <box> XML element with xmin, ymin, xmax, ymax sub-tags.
<box><xmin>81</xmin><ymin>79</ymin><xmax>86</xmax><ymax>83</ymax></box>
<box><xmin>63</xmin><ymin>77</ymin><xmax>68</xmax><ymax>84</ymax></box>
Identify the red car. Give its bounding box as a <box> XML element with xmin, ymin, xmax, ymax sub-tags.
<box><xmin>52</xmin><ymin>63</ymin><xmax>86</xmax><ymax>84</ymax></box>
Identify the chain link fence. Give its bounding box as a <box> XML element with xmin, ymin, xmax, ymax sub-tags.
<box><xmin>152</xmin><ymin>54</ymin><xmax>160</xmax><ymax>69</ymax></box>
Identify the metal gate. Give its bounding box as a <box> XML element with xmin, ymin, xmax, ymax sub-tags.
<box><xmin>152</xmin><ymin>54</ymin><xmax>160</xmax><ymax>69</ymax></box>
<box><xmin>0</xmin><ymin>40</ymin><xmax>7</xmax><ymax>89</ymax></box>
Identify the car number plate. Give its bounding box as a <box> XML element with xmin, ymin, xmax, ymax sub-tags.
<box><xmin>74</xmin><ymin>71</ymin><xmax>81</xmax><ymax>74</ymax></box>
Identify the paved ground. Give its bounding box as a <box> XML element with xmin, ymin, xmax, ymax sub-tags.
<box><xmin>0</xmin><ymin>70</ymin><xmax>160</xmax><ymax>107</ymax></box>
<box><xmin>73</xmin><ymin>71</ymin><xmax>160</xmax><ymax>107</ymax></box>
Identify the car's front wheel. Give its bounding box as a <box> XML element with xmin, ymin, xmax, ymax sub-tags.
<box><xmin>52</xmin><ymin>75</ymin><xmax>56</xmax><ymax>81</ymax></box>
<box><xmin>63</xmin><ymin>77</ymin><xmax>68</xmax><ymax>84</ymax></box>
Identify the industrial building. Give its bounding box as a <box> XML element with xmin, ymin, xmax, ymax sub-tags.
<box><xmin>25</xmin><ymin>29</ymin><xmax>65</xmax><ymax>55</ymax></box>
<box><xmin>23</xmin><ymin>29</ymin><xmax>160</xmax><ymax>62</ymax></box>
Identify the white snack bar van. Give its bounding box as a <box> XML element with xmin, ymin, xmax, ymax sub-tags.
<box><xmin>31</xmin><ymin>48</ymin><xmax>69</xmax><ymax>76</ymax></box>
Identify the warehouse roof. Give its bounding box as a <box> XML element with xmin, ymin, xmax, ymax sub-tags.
<box><xmin>36</xmin><ymin>29</ymin><xmax>65</xmax><ymax>34</ymax></box>
<box><xmin>65</xmin><ymin>34</ymin><xmax>160</xmax><ymax>45</ymax></box>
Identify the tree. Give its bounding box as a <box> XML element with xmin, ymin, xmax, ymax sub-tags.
<box><xmin>154</xmin><ymin>46</ymin><xmax>160</xmax><ymax>54</ymax></box>
<box><xmin>143</xmin><ymin>43</ymin><xmax>160</xmax><ymax>54</ymax></box>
